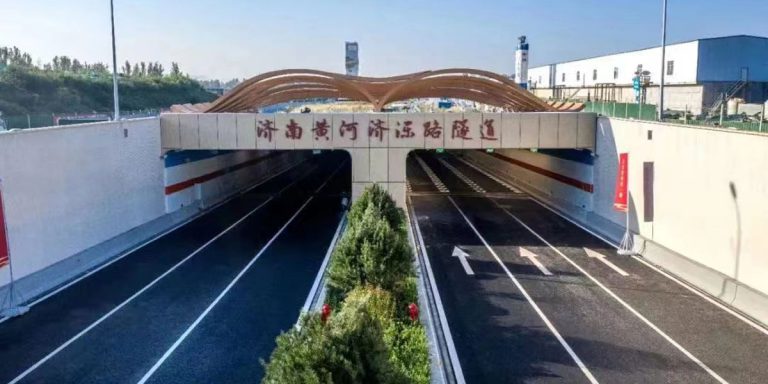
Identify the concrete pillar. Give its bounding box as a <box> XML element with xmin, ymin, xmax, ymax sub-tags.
<box><xmin>347</xmin><ymin>147</ymin><xmax>409</xmax><ymax>208</ymax></box>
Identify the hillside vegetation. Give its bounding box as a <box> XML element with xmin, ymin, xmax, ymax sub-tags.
<box><xmin>0</xmin><ymin>46</ymin><xmax>216</xmax><ymax>115</ymax></box>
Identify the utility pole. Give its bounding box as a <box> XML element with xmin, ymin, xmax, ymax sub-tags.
<box><xmin>658</xmin><ymin>0</ymin><xmax>668</xmax><ymax>121</ymax></box>
<box><xmin>110</xmin><ymin>0</ymin><xmax>120</xmax><ymax>121</ymax></box>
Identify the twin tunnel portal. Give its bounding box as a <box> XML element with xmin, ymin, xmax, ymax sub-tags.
<box><xmin>2</xmin><ymin>68</ymin><xmax>767</xmax><ymax>383</ymax></box>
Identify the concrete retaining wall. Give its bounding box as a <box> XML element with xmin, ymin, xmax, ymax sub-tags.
<box><xmin>0</xmin><ymin>118</ymin><xmax>305</xmax><ymax>303</ymax></box>
<box><xmin>465</xmin><ymin>117</ymin><xmax>768</xmax><ymax>324</ymax></box>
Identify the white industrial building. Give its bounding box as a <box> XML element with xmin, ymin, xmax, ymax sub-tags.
<box><xmin>528</xmin><ymin>35</ymin><xmax>768</xmax><ymax>115</ymax></box>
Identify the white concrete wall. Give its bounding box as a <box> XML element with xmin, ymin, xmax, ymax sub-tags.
<box><xmin>0</xmin><ymin>119</ymin><xmax>165</xmax><ymax>286</ymax></box>
<box><xmin>594</xmin><ymin>118</ymin><xmax>768</xmax><ymax>297</ymax></box>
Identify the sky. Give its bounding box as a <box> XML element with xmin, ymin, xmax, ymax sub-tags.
<box><xmin>1</xmin><ymin>0</ymin><xmax>767</xmax><ymax>80</ymax></box>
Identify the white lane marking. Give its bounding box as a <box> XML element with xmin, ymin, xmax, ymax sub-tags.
<box><xmin>138</xmin><ymin>165</ymin><xmax>344</xmax><ymax>384</ymax></box>
<box><xmin>137</xmin><ymin>196</ymin><xmax>316</xmax><ymax>384</ymax></box>
<box><xmin>584</xmin><ymin>248</ymin><xmax>629</xmax><ymax>277</ymax></box>
<box><xmin>409</xmin><ymin>198</ymin><xmax>466</xmax><ymax>384</ymax></box>
<box><xmin>447</xmin><ymin>197</ymin><xmax>598</xmax><ymax>383</ymax></box>
<box><xmin>524</xmin><ymin>196</ymin><xmax>768</xmax><ymax>337</ymax></box>
<box><xmin>300</xmin><ymin>213</ymin><xmax>346</xmax><ymax>315</ymax></box>
<box><xmin>414</xmin><ymin>155</ymin><xmax>450</xmax><ymax>193</ymax></box>
<box><xmin>451</xmin><ymin>246</ymin><xmax>475</xmax><ymax>276</ymax></box>
<box><xmin>438</xmin><ymin>158</ymin><xmax>486</xmax><ymax>193</ymax></box>
<box><xmin>519</xmin><ymin>247</ymin><xmax>553</xmax><ymax>276</ymax></box>
<box><xmin>0</xmin><ymin>160</ymin><xmax>308</xmax><ymax>325</ymax></box>
<box><xmin>8</xmin><ymin>166</ymin><xmax>314</xmax><ymax>384</ymax></box>
<box><xmin>497</xmin><ymin>205</ymin><xmax>729</xmax><ymax>384</ymax></box>
<box><xmin>454</xmin><ymin>156</ymin><xmax>520</xmax><ymax>193</ymax></box>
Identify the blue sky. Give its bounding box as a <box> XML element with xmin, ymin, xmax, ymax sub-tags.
<box><xmin>1</xmin><ymin>0</ymin><xmax>766</xmax><ymax>80</ymax></box>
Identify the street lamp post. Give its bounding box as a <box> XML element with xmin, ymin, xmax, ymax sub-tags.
<box><xmin>659</xmin><ymin>0</ymin><xmax>668</xmax><ymax>121</ymax></box>
<box><xmin>110</xmin><ymin>0</ymin><xmax>120</xmax><ymax>121</ymax></box>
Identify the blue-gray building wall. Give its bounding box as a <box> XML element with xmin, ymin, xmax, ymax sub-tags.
<box><xmin>697</xmin><ymin>36</ymin><xmax>768</xmax><ymax>82</ymax></box>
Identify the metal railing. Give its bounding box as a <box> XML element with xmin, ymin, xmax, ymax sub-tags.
<box><xmin>0</xmin><ymin>109</ymin><xmax>160</xmax><ymax>130</ymax></box>
<box><xmin>583</xmin><ymin>101</ymin><xmax>765</xmax><ymax>134</ymax></box>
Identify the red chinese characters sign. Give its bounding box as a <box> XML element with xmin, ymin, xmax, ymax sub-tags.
<box><xmin>480</xmin><ymin>119</ymin><xmax>498</xmax><ymax>141</ymax></box>
<box><xmin>369</xmin><ymin>119</ymin><xmax>389</xmax><ymax>142</ymax></box>
<box><xmin>339</xmin><ymin>120</ymin><xmax>358</xmax><ymax>141</ymax></box>
<box><xmin>423</xmin><ymin>120</ymin><xmax>443</xmax><ymax>138</ymax></box>
<box><xmin>613</xmin><ymin>153</ymin><xmax>629</xmax><ymax>212</ymax></box>
<box><xmin>451</xmin><ymin>119</ymin><xmax>472</xmax><ymax>140</ymax></box>
<box><xmin>257</xmin><ymin>120</ymin><xmax>278</xmax><ymax>142</ymax></box>
<box><xmin>285</xmin><ymin>119</ymin><xmax>303</xmax><ymax>140</ymax></box>
<box><xmin>312</xmin><ymin>119</ymin><xmax>330</xmax><ymax>141</ymax></box>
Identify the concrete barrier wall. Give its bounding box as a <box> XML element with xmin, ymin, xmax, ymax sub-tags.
<box><xmin>0</xmin><ymin>118</ymin><xmax>307</xmax><ymax>301</ymax></box>
<box><xmin>466</xmin><ymin>118</ymin><xmax>768</xmax><ymax>323</ymax></box>
<box><xmin>0</xmin><ymin>119</ymin><xmax>165</xmax><ymax>287</ymax></box>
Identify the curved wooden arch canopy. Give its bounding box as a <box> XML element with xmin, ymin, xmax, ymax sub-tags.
<box><xmin>202</xmin><ymin>68</ymin><xmax>559</xmax><ymax>113</ymax></box>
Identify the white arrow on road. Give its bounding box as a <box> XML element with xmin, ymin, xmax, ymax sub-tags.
<box><xmin>584</xmin><ymin>247</ymin><xmax>629</xmax><ymax>276</ymax></box>
<box><xmin>452</xmin><ymin>246</ymin><xmax>475</xmax><ymax>275</ymax></box>
<box><xmin>519</xmin><ymin>247</ymin><xmax>553</xmax><ymax>276</ymax></box>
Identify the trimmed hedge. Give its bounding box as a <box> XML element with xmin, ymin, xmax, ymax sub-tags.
<box><xmin>262</xmin><ymin>185</ymin><xmax>429</xmax><ymax>384</ymax></box>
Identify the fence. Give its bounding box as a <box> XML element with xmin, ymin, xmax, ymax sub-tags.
<box><xmin>0</xmin><ymin>109</ymin><xmax>161</xmax><ymax>130</ymax></box>
<box><xmin>584</xmin><ymin>101</ymin><xmax>765</xmax><ymax>133</ymax></box>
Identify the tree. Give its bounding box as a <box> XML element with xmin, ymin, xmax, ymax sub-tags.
<box><xmin>139</xmin><ymin>62</ymin><xmax>146</xmax><ymax>76</ymax></box>
<box><xmin>132</xmin><ymin>63</ymin><xmax>140</xmax><ymax>77</ymax></box>
<box><xmin>170</xmin><ymin>62</ymin><xmax>181</xmax><ymax>77</ymax></box>
<box><xmin>122</xmin><ymin>60</ymin><xmax>132</xmax><ymax>77</ymax></box>
<box><xmin>71</xmin><ymin>59</ymin><xmax>83</xmax><ymax>73</ymax></box>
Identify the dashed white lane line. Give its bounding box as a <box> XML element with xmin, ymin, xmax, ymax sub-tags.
<box><xmin>584</xmin><ymin>248</ymin><xmax>630</xmax><ymax>277</ymax></box>
<box><xmin>409</xmin><ymin>198</ymin><xmax>466</xmax><ymax>384</ymax></box>
<box><xmin>137</xmin><ymin>164</ymin><xmax>345</xmax><ymax>384</ymax></box>
<box><xmin>415</xmin><ymin>155</ymin><xmax>449</xmax><ymax>193</ymax></box>
<box><xmin>438</xmin><ymin>158</ymin><xmax>486</xmax><ymax>194</ymax></box>
<box><xmin>454</xmin><ymin>156</ymin><xmax>521</xmax><ymax>193</ymax></box>
<box><xmin>495</xmin><ymin>202</ymin><xmax>729</xmax><ymax>384</ymax></box>
<box><xmin>7</xmin><ymin>166</ymin><xmax>315</xmax><ymax>384</ymax></box>
<box><xmin>447</xmin><ymin>196</ymin><xmax>599</xmax><ymax>384</ymax></box>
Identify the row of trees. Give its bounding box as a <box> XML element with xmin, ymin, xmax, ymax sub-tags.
<box><xmin>0</xmin><ymin>46</ymin><xmax>216</xmax><ymax>115</ymax></box>
<box><xmin>262</xmin><ymin>185</ymin><xmax>430</xmax><ymax>383</ymax></box>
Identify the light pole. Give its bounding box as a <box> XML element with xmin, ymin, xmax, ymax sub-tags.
<box><xmin>110</xmin><ymin>0</ymin><xmax>120</xmax><ymax>121</ymax></box>
<box><xmin>659</xmin><ymin>0</ymin><xmax>668</xmax><ymax>121</ymax></box>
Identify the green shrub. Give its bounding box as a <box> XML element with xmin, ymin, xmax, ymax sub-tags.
<box><xmin>384</xmin><ymin>321</ymin><xmax>430</xmax><ymax>384</ymax></box>
<box><xmin>348</xmin><ymin>183</ymin><xmax>405</xmax><ymax>234</ymax></box>
<box><xmin>326</xmin><ymin>204</ymin><xmax>413</xmax><ymax>306</ymax></box>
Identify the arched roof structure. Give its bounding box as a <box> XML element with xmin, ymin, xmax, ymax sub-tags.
<box><xmin>201</xmin><ymin>68</ymin><xmax>560</xmax><ymax>113</ymax></box>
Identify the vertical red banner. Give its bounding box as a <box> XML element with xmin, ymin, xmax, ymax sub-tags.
<box><xmin>613</xmin><ymin>153</ymin><xmax>629</xmax><ymax>212</ymax></box>
<box><xmin>0</xmin><ymin>185</ymin><xmax>8</xmax><ymax>269</ymax></box>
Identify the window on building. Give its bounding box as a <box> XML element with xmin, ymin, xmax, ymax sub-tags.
<box><xmin>593</xmin><ymin>69</ymin><xmax>597</xmax><ymax>80</ymax></box>
<box><xmin>613</xmin><ymin>67</ymin><xmax>619</xmax><ymax>79</ymax></box>
<box><xmin>576</xmin><ymin>71</ymin><xmax>580</xmax><ymax>81</ymax></box>
<box><xmin>562</xmin><ymin>72</ymin><xmax>565</xmax><ymax>82</ymax></box>
<box><xmin>666</xmin><ymin>60</ymin><xmax>674</xmax><ymax>75</ymax></box>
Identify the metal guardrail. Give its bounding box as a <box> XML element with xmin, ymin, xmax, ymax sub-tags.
<box><xmin>0</xmin><ymin>110</ymin><xmax>160</xmax><ymax>130</ymax></box>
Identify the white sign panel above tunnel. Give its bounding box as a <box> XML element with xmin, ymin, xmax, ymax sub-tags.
<box><xmin>161</xmin><ymin>112</ymin><xmax>597</xmax><ymax>151</ymax></box>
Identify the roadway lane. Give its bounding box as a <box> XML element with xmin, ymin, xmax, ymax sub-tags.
<box><xmin>144</xmin><ymin>162</ymin><xmax>350</xmax><ymax>383</ymax></box>
<box><xmin>442</xmin><ymin>154</ymin><xmax>512</xmax><ymax>193</ymax></box>
<box><xmin>448</xmin><ymin>195</ymin><xmax>717</xmax><ymax>383</ymax></box>
<box><xmin>417</xmin><ymin>152</ymin><xmax>475</xmax><ymax>194</ymax></box>
<box><xmin>410</xmin><ymin>151</ymin><xmax>768</xmax><ymax>383</ymax></box>
<box><xmin>411</xmin><ymin>195</ymin><xmax>588</xmax><ymax>383</ymax></box>
<box><xmin>0</xmin><ymin>158</ymin><xmax>312</xmax><ymax>384</ymax></box>
<box><xmin>3</xmin><ymin>151</ymin><xmax>350</xmax><ymax>384</ymax></box>
<box><xmin>496</xmin><ymin>196</ymin><xmax>768</xmax><ymax>384</ymax></box>
<box><xmin>406</xmin><ymin>152</ymin><xmax>439</xmax><ymax>193</ymax></box>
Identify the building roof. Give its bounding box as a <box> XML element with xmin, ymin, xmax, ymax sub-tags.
<box><xmin>531</xmin><ymin>34</ymin><xmax>768</xmax><ymax>69</ymax></box>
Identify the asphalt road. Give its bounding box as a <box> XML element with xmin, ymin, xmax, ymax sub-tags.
<box><xmin>0</xmin><ymin>150</ymin><xmax>350</xmax><ymax>384</ymax></box>
<box><xmin>409</xmin><ymin>150</ymin><xmax>768</xmax><ymax>384</ymax></box>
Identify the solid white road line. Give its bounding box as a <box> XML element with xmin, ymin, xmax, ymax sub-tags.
<box><xmin>8</xmin><ymin>165</ymin><xmax>313</xmax><ymax>384</ymax></box>
<box><xmin>584</xmin><ymin>248</ymin><xmax>629</xmax><ymax>277</ymax></box>
<box><xmin>497</xmin><ymin>205</ymin><xmax>728</xmax><ymax>384</ymax></box>
<box><xmin>438</xmin><ymin>158</ymin><xmax>486</xmax><ymax>193</ymax></box>
<box><xmin>447</xmin><ymin>197</ymin><xmax>598</xmax><ymax>384</ymax></box>
<box><xmin>137</xmin><ymin>196</ymin><xmax>316</xmax><ymax>384</ymax></box>
<box><xmin>300</xmin><ymin>214</ymin><xmax>346</xmax><ymax>315</ymax></box>
<box><xmin>409</xmin><ymin>198</ymin><xmax>466</xmax><ymax>384</ymax></box>
<box><xmin>0</xmin><ymin>160</ymin><xmax>308</xmax><ymax>325</ymax></box>
<box><xmin>415</xmin><ymin>155</ymin><xmax>450</xmax><ymax>193</ymax></box>
<box><xmin>525</xmin><ymin>196</ymin><xmax>768</xmax><ymax>337</ymax></box>
<box><xmin>519</xmin><ymin>247</ymin><xmax>553</xmax><ymax>276</ymax></box>
<box><xmin>137</xmin><ymin>164</ymin><xmax>344</xmax><ymax>384</ymax></box>
<box><xmin>455</xmin><ymin>156</ymin><xmax>521</xmax><ymax>193</ymax></box>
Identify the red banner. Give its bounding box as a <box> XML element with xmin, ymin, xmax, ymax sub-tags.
<box><xmin>0</xmin><ymin>185</ymin><xmax>8</xmax><ymax>268</ymax></box>
<box><xmin>613</xmin><ymin>153</ymin><xmax>629</xmax><ymax>212</ymax></box>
